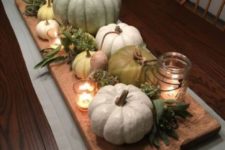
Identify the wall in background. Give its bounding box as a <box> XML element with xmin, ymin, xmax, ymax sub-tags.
<box><xmin>190</xmin><ymin>0</ymin><xmax>225</xmax><ymax>21</ymax></box>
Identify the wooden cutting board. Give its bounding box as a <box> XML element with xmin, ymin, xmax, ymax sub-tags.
<box><xmin>15</xmin><ymin>0</ymin><xmax>221</xmax><ymax>149</ymax></box>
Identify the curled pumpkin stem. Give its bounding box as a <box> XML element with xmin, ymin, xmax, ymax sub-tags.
<box><xmin>115</xmin><ymin>90</ymin><xmax>129</xmax><ymax>106</ymax></box>
<box><xmin>133</xmin><ymin>49</ymin><xmax>157</xmax><ymax>66</ymax></box>
<box><xmin>100</xmin><ymin>25</ymin><xmax>123</xmax><ymax>50</ymax></box>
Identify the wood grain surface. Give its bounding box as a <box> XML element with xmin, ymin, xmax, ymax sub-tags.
<box><xmin>120</xmin><ymin>0</ymin><xmax>225</xmax><ymax>120</ymax></box>
<box><xmin>15</xmin><ymin>0</ymin><xmax>221</xmax><ymax>150</ymax></box>
<box><xmin>0</xmin><ymin>1</ymin><xmax>58</xmax><ymax>150</ymax></box>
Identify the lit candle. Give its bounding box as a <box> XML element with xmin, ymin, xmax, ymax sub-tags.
<box><xmin>161</xmin><ymin>85</ymin><xmax>180</xmax><ymax>100</ymax></box>
<box><xmin>75</xmin><ymin>81</ymin><xmax>96</xmax><ymax>111</ymax></box>
<box><xmin>77</xmin><ymin>92</ymin><xmax>94</xmax><ymax>110</ymax></box>
<box><xmin>154</xmin><ymin>52</ymin><xmax>191</xmax><ymax>101</ymax></box>
<box><xmin>79</xmin><ymin>82</ymin><xmax>94</xmax><ymax>92</ymax></box>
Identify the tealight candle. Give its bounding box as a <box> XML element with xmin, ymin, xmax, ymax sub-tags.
<box><xmin>77</xmin><ymin>92</ymin><xmax>94</xmax><ymax>110</ymax></box>
<box><xmin>79</xmin><ymin>82</ymin><xmax>94</xmax><ymax>92</ymax></box>
<box><xmin>154</xmin><ymin>52</ymin><xmax>191</xmax><ymax>101</ymax></box>
<box><xmin>74</xmin><ymin>81</ymin><xmax>97</xmax><ymax>111</ymax></box>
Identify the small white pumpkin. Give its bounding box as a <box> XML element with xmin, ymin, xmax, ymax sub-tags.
<box><xmin>38</xmin><ymin>0</ymin><xmax>54</xmax><ymax>20</ymax></box>
<box><xmin>36</xmin><ymin>20</ymin><xmax>59</xmax><ymax>40</ymax></box>
<box><xmin>95</xmin><ymin>23</ymin><xmax>144</xmax><ymax>57</ymax></box>
<box><xmin>88</xmin><ymin>83</ymin><xmax>153</xmax><ymax>145</ymax></box>
<box><xmin>72</xmin><ymin>50</ymin><xmax>96</xmax><ymax>79</ymax></box>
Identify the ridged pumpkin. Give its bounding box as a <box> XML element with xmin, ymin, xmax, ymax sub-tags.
<box><xmin>72</xmin><ymin>50</ymin><xmax>96</xmax><ymax>79</ymax></box>
<box><xmin>88</xmin><ymin>83</ymin><xmax>153</xmax><ymax>145</ymax></box>
<box><xmin>53</xmin><ymin>0</ymin><xmax>121</xmax><ymax>34</ymax></box>
<box><xmin>37</xmin><ymin>0</ymin><xmax>54</xmax><ymax>20</ymax></box>
<box><xmin>108</xmin><ymin>46</ymin><xmax>156</xmax><ymax>86</ymax></box>
<box><xmin>96</xmin><ymin>23</ymin><xmax>143</xmax><ymax>57</ymax></box>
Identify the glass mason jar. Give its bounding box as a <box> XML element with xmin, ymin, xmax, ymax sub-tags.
<box><xmin>153</xmin><ymin>52</ymin><xmax>192</xmax><ymax>101</ymax></box>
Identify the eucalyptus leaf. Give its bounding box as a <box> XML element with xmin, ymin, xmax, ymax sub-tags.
<box><xmin>168</xmin><ymin>130</ymin><xmax>179</xmax><ymax>140</ymax></box>
<box><xmin>159</xmin><ymin>130</ymin><xmax>169</xmax><ymax>145</ymax></box>
<box><xmin>45</xmin><ymin>46</ymin><xmax>61</xmax><ymax>58</ymax></box>
<box><xmin>34</xmin><ymin>56</ymin><xmax>66</xmax><ymax>69</ymax></box>
<box><xmin>153</xmin><ymin>99</ymin><xmax>165</xmax><ymax>124</ymax></box>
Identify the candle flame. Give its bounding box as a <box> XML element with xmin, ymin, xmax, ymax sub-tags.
<box><xmin>79</xmin><ymin>92</ymin><xmax>93</xmax><ymax>101</ymax></box>
<box><xmin>79</xmin><ymin>82</ymin><xmax>94</xmax><ymax>91</ymax></box>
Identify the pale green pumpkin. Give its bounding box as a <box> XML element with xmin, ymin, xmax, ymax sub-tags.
<box><xmin>108</xmin><ymin>46</ymin><xmax>157</xmax><ymax>86</ymax></box>
<box><xmin>53</xmin><ymin>0</ymin><xmax>121</xmax><ymax>34</ymax></box>
<box><xmin>72</xmin><ymin>50</ymin><xmax>96</xmax><ymax>79</ymax></box>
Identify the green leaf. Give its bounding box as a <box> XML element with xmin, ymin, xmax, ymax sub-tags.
<box><xmin>173</xmin><ymin>103</ymin><xmax>189</xmax><ymax>111</ymax></box>
<box><xmin>34</xmin><ymin>56</ymin><xmax>66</xmax><ymax>69</ymax></box>
<box><xmin>159</xmin><ymin>130</ymin><xmax>169</xmax><ymax>145</ymax></box>
<box><xmin>168</xmin><ymin>129</ymin><xmax>179</xmax><ymax>140</ymax></box>
<box><xmin>175</xmin><ymin>111</ymin><xmax>192</xmax><ymax>119</ymax></box>
<box><xmin>45</xmin><ymin>46</ymin><xmax>61</xmax><ymax>58</ymax></box>
<box><xmin>153</xmin><ymin>99</ymin><xmax>165</xmax><ymax>124</ymax></box>
<box><xmin>164</xmin><ymin>99</ymin><xmax>177</xmax><ymax>104</ymax></box>
<box><xmin>149</xmin><ymin>124</ymin><xmax>157</xmax><ymax>144</ymax></box>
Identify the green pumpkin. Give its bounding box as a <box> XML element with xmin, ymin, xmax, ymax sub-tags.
<box><xmin>72</xmin><ymin>50</ymin><xmax>96</xmax><ymax>79</ymax></box>
<box><xmin>53</xmin><ymin>0</ymin><xmax>121</xmax><ymax>34</ymax></box>
<box><xmin>108</xmin><ymin>46</ymin><xmax>157</xmax><ymax>86</ymax></box>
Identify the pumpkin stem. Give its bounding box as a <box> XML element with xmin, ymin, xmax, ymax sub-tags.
<box><xmin>115</xmin><ymin>26</ymin><xmax>123</xmax><ymax>34</ymax></box>
<box><xmin>115</xmin><ymin>90</ymin><xmax>129</xmax><ymax>106</ymax></box>
<box><xmin>133</xmin><ymin>50</ymin><xmax>157</xmax><ymax>66</ymax></box>
<box><xmin>99</xmin><ymin>25</ymin><xmax>123</xmax><ymax>50</ymax></box>
<box><xmin>47</xmin><ymin>0</ymin><xmax>51</xmax><ymax>7</ymax></box>
<box><xmin>45</xmin><ymin>19</ymin><xmax>49</xmax><ymax>25</ymax></box>
<box><xmin>133</xmin><ymin>49</ymin><xmax>145</xmax><ymax>65</ymax></box>
<box><xmin>86</xmin><ymin>50</ymin><xmax>91</xmax><ymax>57</ymax></box>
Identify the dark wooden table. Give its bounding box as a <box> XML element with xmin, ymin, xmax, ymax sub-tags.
<box><xmin>0</xmin><ymin>0</ymin><xmax>225</xmax><ymax>149</ymax></box>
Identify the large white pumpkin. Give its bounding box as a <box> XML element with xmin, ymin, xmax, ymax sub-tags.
<box><xmin>88</xmin><ymin>83</ymin><xmax>153</xmax><ymax>145</ymax></box>
<box><xmin>95</xmin><ymin>23</ymin><xmax>144</xmax><ymax>57</ymax></box>
<box><xmin>53</xmin><ymin>0</ymin><xmax>121</xmax><ymax>34</ymax></box>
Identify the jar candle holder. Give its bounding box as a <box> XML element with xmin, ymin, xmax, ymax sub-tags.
<box><xmin>153</xmin><ymin>52</ymin><xmax>192</xmax><ymax>101</ymax></box>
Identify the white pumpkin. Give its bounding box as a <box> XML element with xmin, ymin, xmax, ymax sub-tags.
<box><xmin>36</xmin><ymin>20</ymin><xmax>59</xmax><ymax>40</ymax></box>
<box><xmin>53</xmin><ymin>0</ymin><xmax>121</xmax><ymax>34</ymax></box>
<box><xmin>88</xmin><ymin>83</ymin><xmax>153</xmax><ymax>145</ymax></box>
<box><xmin>95</xmin><ymin>23</ymin><xmax>144</xmax><ymax>57</ymax></box>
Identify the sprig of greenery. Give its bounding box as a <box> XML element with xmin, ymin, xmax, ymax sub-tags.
<box><xmin>23</xmin><ymin>0</ymin><xmax>45</xmax><ymax>16</ymax></box>
<box><xmin>149</xmin><ymin>99</ymin><xmax>192</xmax><ymax>148</ymax></box>
<box><xmin>35</xmin><ymin>27</ymin><xmax>97</xmax><ymax>69</ymax></box>
<box><xmin>34</xmin><ymin>46</ymin><xmax>67</xmax><ymax>68</ymax></box>
<box><xmin>89</xmin><ymin>70</ymin><xmax>120</xmax><ymax>87</ymax></box>
<box><xmin>140</xmin><ymin>83</ymin><xmax>192</xmax><ymax>148</ymax></box>
<box><xmin>140</xmin><ymin>83</ymin><xmax>160</xmax><ymax>99</ymax></box>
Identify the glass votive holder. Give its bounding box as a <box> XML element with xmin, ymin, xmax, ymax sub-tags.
<box><xmin>154</xmin><ymin>52</ymin><xmax>192</xmax><ymax>101</ymax></box>
<box><xmin>73</xmin><ymin>80</ymin><xmax>98</xmax><ymax>111</ymax></box>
